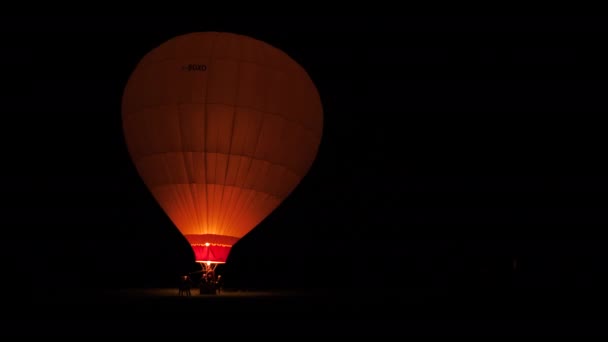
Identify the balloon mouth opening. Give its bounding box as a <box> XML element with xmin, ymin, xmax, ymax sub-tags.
<box><xmin>191</xmin><ymin>243</ymin><xmax>233</xmax><ymax>264</ymax></box>
<box><xmin>185</xmin><ymin>234</ymin><xmax>239</xmax><ymax>263</ymax></box>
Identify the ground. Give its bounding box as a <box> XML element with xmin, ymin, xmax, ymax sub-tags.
<box><xmin>2</xmin><ymin>287</ymin><xmax>607</xmax><ymax>336</ymax></box>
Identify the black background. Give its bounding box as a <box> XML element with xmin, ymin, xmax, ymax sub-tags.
<box><xmin>2</xmin><ymin>15</ymin><xmax>608</xmax><ymax>296</ymax></box>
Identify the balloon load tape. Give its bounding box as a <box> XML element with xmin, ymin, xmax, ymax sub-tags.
<box><xmin>191</xmin><ymin>242</ymin><xmax>232</xmax><ymax>248</ymax></box>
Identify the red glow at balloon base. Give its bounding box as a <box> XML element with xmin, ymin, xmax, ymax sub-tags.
<box><xmin>192</xmin><ymin>244</ymin><xmax>232</xmax><ymax>264</ymax></box>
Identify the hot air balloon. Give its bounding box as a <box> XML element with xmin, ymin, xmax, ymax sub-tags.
<box><xmin>121</xmin><ymin>32</ymin><xmax>323</xmax><ymax>274</ymax></box>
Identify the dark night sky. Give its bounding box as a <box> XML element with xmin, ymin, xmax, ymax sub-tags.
<box><xmin>2</xmin><ymin>15</ymin><xmax>608</xmax><ymax>293</ymax></box>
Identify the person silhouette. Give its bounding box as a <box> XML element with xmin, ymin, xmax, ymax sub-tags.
<box><xmin>199</xmin><ymin>274</ymin><xmax>207</xmax><ymax>295</ymax></box>
<box><xmin>215</xmin><ymin>275</ymin><xmax>224</xmax><ymax>294</ymax></box>
<box><xmin>179</xmin><ymin>275</ymin><xmax>193</xmax><ymax>296</ymax></box>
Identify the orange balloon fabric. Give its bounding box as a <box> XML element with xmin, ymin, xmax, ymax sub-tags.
<box><xmin>121</xmin><ymin>32</ymin><xmax>323</xmax><ymax>263</ymax></box>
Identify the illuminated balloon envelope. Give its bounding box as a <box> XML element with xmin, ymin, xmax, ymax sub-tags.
<box><xmin>121</xmin><ymin>32</ymin><xmax>323</xmax><ymax>270</ymax></box>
